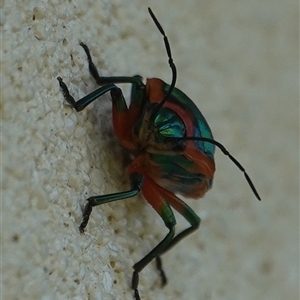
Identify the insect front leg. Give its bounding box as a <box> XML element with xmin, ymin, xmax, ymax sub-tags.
<box><xmin>79</xmin><ymin>42</ymin><xmax>145</xmax><ymax>87</ymax></box>
<box><xmin>79</xmin><ymin>42</ymin><xmax>147</xmax><ymax>146</ymax></box>
<box><xmin>57</xmin><ymin>77</ymin><xmax>118</xmax><ymax>111</ymax></box>
<box><xmin>58</xmin><ymin>42</ymin><xmax>146</xmax><ymax>113</ymax></box>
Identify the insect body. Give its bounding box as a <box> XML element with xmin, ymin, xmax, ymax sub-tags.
<box><xmin>57</xmin><ymin>8</ymin><xmax>260</xmax><ymax>300</ymax></box>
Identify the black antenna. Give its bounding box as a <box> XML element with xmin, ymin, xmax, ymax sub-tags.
<box><xmin>148</xmin><ymin>7</ymin><xmax>177</xmax><ymax>114</ymax></box>
<box><xmin>148</xmin><ymin>8</ymin><xmax>260</xmax><ymax>202</ymax></box>
<box><xmin>179</xmin><ymin>136</ymin><xmax>261</xmax><ymax>200</ymax></box>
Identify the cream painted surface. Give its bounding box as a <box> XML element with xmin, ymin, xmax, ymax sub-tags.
<box><xmin>2</xmin><ymin>1</ymin><xmax>298</xmax><ymax>299</ymax></box>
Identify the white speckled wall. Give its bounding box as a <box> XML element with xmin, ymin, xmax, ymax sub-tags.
<box><xmin>2</xmin><ymin>1</ymin><xmax>298</xmax><ymax>299</ymax></box>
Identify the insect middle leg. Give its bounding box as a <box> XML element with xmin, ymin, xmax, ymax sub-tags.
<box><xmin>79</xmin><ymin>172</ymin><xmax>144</xmax><ymax>233</ymax></box>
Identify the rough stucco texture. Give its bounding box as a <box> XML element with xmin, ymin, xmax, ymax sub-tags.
<box><xmin>2</xmin><ymin>0</ymin><xmax>299</xmax><ymax>300</ymax></box>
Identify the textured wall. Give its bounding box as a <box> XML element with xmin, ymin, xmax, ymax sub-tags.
<box><xmin>2</xmin><ymin>0</ymin><xmax>298</xmax><ymax>299</ymax></box>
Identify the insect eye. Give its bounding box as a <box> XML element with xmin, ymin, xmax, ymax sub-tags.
<box><xmin>152</xmin><ymin>107</ymin><xmax>186</xmax><ymax>140</ymax></box>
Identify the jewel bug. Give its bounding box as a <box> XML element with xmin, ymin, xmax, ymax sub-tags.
<box><xmin>57</xmin><ymin>7</ymin><xmax>261</xmax><ymax>300</ymax></box>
